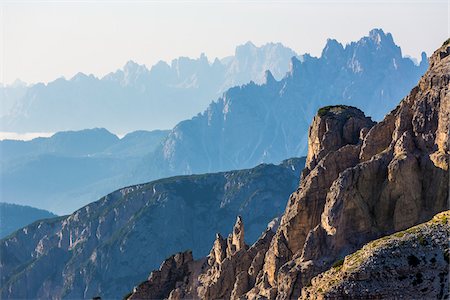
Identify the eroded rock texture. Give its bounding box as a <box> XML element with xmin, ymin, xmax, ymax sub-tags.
<box><xmin>126</xmin><ymin>42</ymin><xmax>449</xmax><ymax>300</ymax></box>
<box><xmin>302</xmin><ymin>211</ymin><xmax>450</xmax><ymax>300</ymax></box>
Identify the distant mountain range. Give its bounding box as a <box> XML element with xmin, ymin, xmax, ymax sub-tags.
<box><xmin>0</xmin><ymin>158</ymin><xmax>305</xmax><ymax>299</ymax></box>
<box><xmin>1</xmin><ymin>29</ymin><xmax>428</xmax><ymax>215</ymax></box>
<box><xmin>139</xmin><ymin>29</ymin><xmax>428</xmax><ymax>179</ymax></box>
<box><xmin>0</xmin><ymin>128</ymin><xmax>169</xmax><ymax>214</ymax></box>
<box><xmin>0</xmin><ymin>203</ymin><xmax>57</xmax><ymax>239</ymax></box>
<box><xmin>1</xmin><ymin>42</ymin><xmax>298</xmax><ymax>133</ymax></box>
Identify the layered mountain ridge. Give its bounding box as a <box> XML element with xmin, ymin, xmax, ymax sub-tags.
<box><xmin>0</xmin><ymin>203</ymin><xmax>57</xmax><ymax>239</ymax></box>
<box><xmin>1</xmin><ymin>128</ymin><xmax>169</xmax><ymax>214</ymax></box>
<box><xmin>1</xmin><ymin>42</ymin><xmax>298</xmax><ymax>133</ymax></box>
<box><xmin>0</xmin><ymin>157</ymin><xmax>305</xmax><ymax>299</ymax></box>
<box><xmin>141</xmin><ymin>29</ymin><xmax>428</xmax><ymax>181</ymax></box>
<box><xmin>127</xmin><ymin>40</ymin><xmax>449</xmax><ymax>299</ymax></box>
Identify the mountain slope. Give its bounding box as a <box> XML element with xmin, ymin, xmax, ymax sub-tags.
<box><xmin>0</xmin><ymin>128</ymin><xmax>119</xmax><ymax>162</ymax></box>
<box><xmin>302</xmin><ymin>211</ymin><xmax>449</xmax><ymax>299</ymax></box>
<box><xmin>126</xmin><ymin>40</ymin><xmax>448</xmax><ymax>300</ymax></box>
<box><xmin>1</xmin><ymin>42</ymin><xmax>298</xmax><ymax>133</ymax></box>
<box><xmin>0</xmin><ymin>128</ymin><xmax>169</xmax><ymax>214</ymax></box>
<box><xmin>0</xmin><ymin>203</ymin><xmax>57</xmax><ymax>239</ymax></box>
<box><xmin>0</xmin><ymin>157</ymin><xmax>305</xmax><ymax>299</ymax></box>
<box><xmin>140</xmin><ymin>29</ymin><xmax>428</xmax><ymax>180</ymax></box>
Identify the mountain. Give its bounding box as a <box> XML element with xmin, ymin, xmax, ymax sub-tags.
<box><xmin>0</xmin><ymin>157</ymin><xmax>305</xmax><ymax>299</ymax></box>
<box><xmin>139</xmin><ymin>29</ymin><xmax>428</xmax><ymax>180</ymax></box>
<box><xmin>1</xmin><ymin>43</ymin><xmax>298</xmax><ymax>133</ymax></box>
<box><xmin>0</xmin><ymin>128</ymin><xmax>169</xmax><ymax>214</ymax></box>
<box><xmin>0</xmin><ymin>203</ymin><xmax>57</xmax><ymax>239</ymax></box>
<box><xmin>126</xmin><ymin>40</ymin><xmax>449</xmax><ymax>299</ymax></box>
<box><xmin>0</xmin><ymin>128</ymin><xmax>119</xmax><ymax>161</ymax></box>
<box><xmin>302</xmin><ymin>211</ymin><xmax>449</xmax><ymax>299</ymax></box>
<box><xmin>0</xmin><ymin>80</ymin><xmax>28</xmax><ymax>118</ymax></box>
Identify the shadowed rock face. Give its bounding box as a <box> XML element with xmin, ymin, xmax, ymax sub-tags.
<box><xmin>128</xmin><ymin>251</ymin><xmax>194</xmax><ymax>300</ymax></box>
<box><xmin>0</xmin><ymin>158</ymin><xmax>305</xmax><ymax>299</ymax></box>
<box><xmin>126</xmin><ymin>42</ymin><xmax>449</xmax><ymax>300</ymax></box>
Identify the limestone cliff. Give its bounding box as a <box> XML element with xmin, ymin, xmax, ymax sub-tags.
<box><xmin>126</xmin><ymin>41</ymin><xmax>449</xmax><ymax>300</ymax></box>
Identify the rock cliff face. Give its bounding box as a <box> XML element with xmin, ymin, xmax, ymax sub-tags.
<box><xmin>0</xmin><ymin>158</ymin><xmax>305</xmax><ymax>299</ymax></box>
<box><xmin>127</xmin><ymin>41</ymin><xmax>449</xmax><ymax>299</ymax></box>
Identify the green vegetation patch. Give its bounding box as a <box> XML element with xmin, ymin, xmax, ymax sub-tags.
<box><xmin>431</xmin><ymin>211</ymin><xmax>449</xmax><ymax>225</ymax></box>
<box><xmin>332</xmin><ymin>258</ymin><xmax>345</xmax><ymax>270</ymax></box>
<box><xmin>317</xmin><ymin>105</ymin><xmax>357</xmax><ymax>117</ymax></box>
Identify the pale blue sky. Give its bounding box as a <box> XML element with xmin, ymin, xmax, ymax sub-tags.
<box><xmin>1</xmin><ymin>0</ymin><xmax>448</xmax><ymax>84</ymax></box>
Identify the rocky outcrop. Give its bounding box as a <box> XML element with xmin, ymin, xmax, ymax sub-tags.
<box><xmin>304</xmin><ymin>105</ymin><xmax>375</xmax><ymax>175</ymax></box>
<box><xmin>302</xmin><ymin>211</ymin><xmax>450</xmax><ymax>299</ymax></box>
<box><xmin>0</xmin><ymin>158</ymin><xmax>305</xmax><ymax>299</ymax></box>
<box><xmin>126</xmin><ymin>216</ymin><xmax>275</xmax><ymax>300</ymax></box>
<box><xmin>128</xmin><ymin>41</ymin><xmax>448</xmax><ymax>299</ymax></box>
<box><xmin>261</xmin><ymin>106</ymin><xmax>375</xmax><ymax>298</ymax></box>
<box><xmin>128</xmin><ymin>251</ymin><xmax>194</xmax><ymax>300</ymax></box>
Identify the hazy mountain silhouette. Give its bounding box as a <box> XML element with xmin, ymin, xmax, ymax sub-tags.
<box><xmin>139</xmin><ymin>29</ymin><xmax>428</xmax><ymax>180</ymax></box>
<box><xmin>0</xmin><ymin>129</ymin><xmax>169</xmax><ymax>214</ymax></box>
<box><xmin>1</xmin><ymin>43</ymin><xmax>298</xmax><ymax>133</ymax></box>
<box><xmin>0</xmin><ymin>203</ymin><xmax>57</xmax><ymax>239</ymax></box>
<box><xmin>1</xmin><ymin>29</ymin><xmax>428</xmax><ymax>215</ymax></box>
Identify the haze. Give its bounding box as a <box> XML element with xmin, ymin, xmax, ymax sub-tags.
<box><xmin>1</xmin><ymin>0</ymin><xmax>448</xmax><ymax>85</ymax></box>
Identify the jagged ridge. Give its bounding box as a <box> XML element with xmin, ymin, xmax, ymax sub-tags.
<box><xmin>0</xmin><ymin>158</ymin><xmax>305</xmax><ymax>299</ymax></box>
<box><xmin>126</xmin><ymin>41</ymin><xmax>449</xmax><ymax>299</ymax></box>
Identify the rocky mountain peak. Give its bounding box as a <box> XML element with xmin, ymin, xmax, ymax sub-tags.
<box><xmin>321</xmin><ymin>38</ymin><xmax>344</xmax><ymax>60</ymax></box>
<box><xmin>229</xmin><ymin>215</ymin><xmax>245</xmax><ymax>253</ymax></box>
<box><xmin>420</xmin><ymin>51</ymin><xmax>428</xmax><ymax>67</ymax></box>
<box><xmin>209</xmin><ymin>233</ymin><xmax>227</xmax><ymax>265</ymax></box>
<box><xmin>128</xmin><ymin>251</ymin><xmax>194</xmax><ymax>300</ymax></box>
<box><xmin>286</xmin><ymin>55</ymin><xmax>304</xmax><ymax>77</ymax></box>
<box><xmin>234</xmin><ymin>41</ymin><xmax>257</xmax><ymax>58</ymax></box>
<box><xmin>123</xmin><ymin>60</ymin><xmax>140</xmax><ymax>72</ymax></box>
<box><xmin>368</xmin><ymin>28</ymin><xmax>390</xmax><ymax>44</ymax></box>
<box><xmin>304</xmin><ymin>105</ymin><xmax>375</xmax><ymax>176</ymax></box>
<box><xmin>263</xmin><ymin>70</ymin><xmax>276</xmax><ymax>85</ymax></box>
